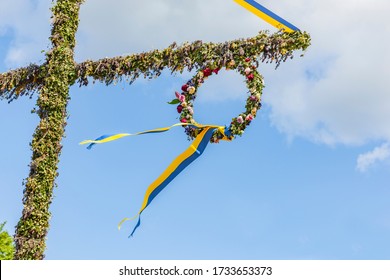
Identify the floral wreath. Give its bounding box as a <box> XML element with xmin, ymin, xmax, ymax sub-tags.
<box><xmin>169</xmin><ymin>57</ymin><xmax>265</xmax><ymax>143</ymax></box>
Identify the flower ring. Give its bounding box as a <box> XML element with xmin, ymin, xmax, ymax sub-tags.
<box><xmin>170</xmin><ymin>57</ymin><xmax>265</xmax><ymax>143</ymax></box>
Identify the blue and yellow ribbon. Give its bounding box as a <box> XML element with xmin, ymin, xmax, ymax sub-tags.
<box><xmin>79</xmin><ymin>123</ymin><xmax>189</xmax><ymax>150</ymax></box>
<box><xmin>233</xmin><ymin>0</ymin><xmax>299</xmax><ymax>32</ymax></box>
<box><xmin>80</xmin><ymin>123</ymin><xmax>229</xmax><ymax>236</ymax></box>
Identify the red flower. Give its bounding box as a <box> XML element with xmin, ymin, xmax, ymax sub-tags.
<box><xmin>247</xmin><ymin>73</ymin><xmax>254</xmax><ymax>81</ymax></box>
<box><xmin>212</xmin><ymin>68</ymin><xmax>220</xmax><ymax>74</ymax></box>
<box><xmin>245</xmin><ymin>57</ymin><xmax>251</xmax><ymax>62</ymax></box>
<box><xmin>180</xmin><ymin>118</ymin><xmax>187</xmax><ymax>123</ymax></box>
<box><xmin>177</xmin><ymin>105</ymin><xmax>183</xmax><ymax>113</ymax></box>
<box><xmin>203</xmin><ymin>68</ymin><xmax>212</xmax><ymax>77</ymax></box>
<box><xmin>181</xmin><ymin>84</ymin><xmax>189</xmax><ymax>92</ymax></box>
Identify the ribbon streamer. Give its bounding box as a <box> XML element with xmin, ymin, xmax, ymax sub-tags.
<box><xmin>80</xmin><ymin>123</ymin><xmax>229</xmax><ymax>236</ymax></box>
<box><xmin>233</xmin><ymin>0</ymin><xmax>300</xmax><ymax>32</ymax></box>
<box><xmin>79</xmin><ymin>123</ymin><xmax>188</xmax><ymax>150</ymax></box>
<box><xmin>126</xmin><ymin>126</ymin><xmax>216</xmax><ymax>237</ymax></box>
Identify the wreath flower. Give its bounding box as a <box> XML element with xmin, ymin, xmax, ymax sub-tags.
<box><xmin>169</xmin><ymin>57</ymin><xmax>265</xmax><ymax>143</ymax></box>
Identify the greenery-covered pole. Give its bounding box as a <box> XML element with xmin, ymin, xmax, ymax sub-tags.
<box><xmin>13</xmin><ymin>0</ymin><xmax>83</xmax><ymax>260</ymax></box>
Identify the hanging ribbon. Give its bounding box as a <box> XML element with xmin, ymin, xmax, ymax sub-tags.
<box><xmin>233</xmin><ymin>0</ymin><xmax>300</xmax><ymax>32</ymax></box>
<box><xmin>80</xmin><ymin>123</ymin><xmax>230</xmax><ymax>236</ymax></box>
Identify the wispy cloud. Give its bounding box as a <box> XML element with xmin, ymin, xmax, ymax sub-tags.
<box><xmin>0</xmin><ymin>0</ymin><xmax>51</xmax><ymax>68</ymax></box>
<box><xmin>356</xmin><ymin>143</ymin><xmax>390</xmax><ymax>172</ymax></box>
<box><xmin>265</xmin><ymin>0</ymin><xmax>390</xmax><ymax>146</ymax></box>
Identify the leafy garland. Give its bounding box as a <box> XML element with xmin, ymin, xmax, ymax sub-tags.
<box><xmin>170</xmin><ymin>57</ymin><xmax>264</xmax><ymax>142</ymax></box>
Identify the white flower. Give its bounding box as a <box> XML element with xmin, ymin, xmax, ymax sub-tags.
<box><xmin>188</xmin><ymin>86</ymin><xmax>196</xmax><ymax>94</ymax></box>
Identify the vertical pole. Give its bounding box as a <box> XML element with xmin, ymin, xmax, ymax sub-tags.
<box><xmin>14</xmin><ymin>0</ymin><xmax>83</xmax><ymax>259</ymax></box>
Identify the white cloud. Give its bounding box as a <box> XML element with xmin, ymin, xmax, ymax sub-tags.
<box><xmin>263</xmin><ymin>0</ymin><xmax>390</xmax><ymax>146</ymax></box>
<box><xmin>0</xmin><ymin>0</ymin><xmax>51</xmax><ymax>68</ymax></box>
<box><xmin>356</xmin><ymin>143</ymin><xmax>390</xmax><ymax>172</ymax></box>
<box><xmin>75</xmin><ymin>0</ymin><xmax>262</xmax><ymax>60</ymax></box>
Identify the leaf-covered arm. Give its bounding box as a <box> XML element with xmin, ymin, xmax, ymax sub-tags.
<box><xmin>0</xmin><ymin>30</ymin><xmax>310</xmax><ymax>101</ymax></box>
<box><xmin>75</xmin><ymin>30</ymin><xmax>310</xmax><ymax>87</ymax></box>
<box><xmin>0</xmin><ymin>64</ymin><xmax>45</xmax><ymax>102</ymax></box>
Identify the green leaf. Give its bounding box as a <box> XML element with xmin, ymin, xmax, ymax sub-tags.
<box><xmin>0</xmin><ymin>222</ymin><xmax>15</xmax><ymax>260</ymax></box>
<box><xmin>167</xmin><ymin>99</ymin><xmax>180</xmax><ymax>105</ymax></box>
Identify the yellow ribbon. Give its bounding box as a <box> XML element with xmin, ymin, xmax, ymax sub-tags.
<box><xmin>80</xmin><ymin>123</ymin><xmax>231</xmax><ymax>236</ymax></box>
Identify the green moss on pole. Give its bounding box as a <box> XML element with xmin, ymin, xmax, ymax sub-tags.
<box><xmin>13</xmin><ymin>0</ymin><xmax>84</xmax><ymax>260</ymax></box>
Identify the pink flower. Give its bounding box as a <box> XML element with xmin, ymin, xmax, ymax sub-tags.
<box><xmin>175</xmin><ymin>92</ymin><xmax>186</xmax><ymax>102</ymax></box>
<box><xmin>245</xmin><ymin>114</ymin><xmax>254</xmax><ymax>121</ymax></box>
<box><xmin>244</xmin><ymin>67</ymin><xmax>252</xmax><ymax>75</ymax></box>
<box><xmin>181</xmin><ymin>84</ymin><xmax>189</xmax><ymax>92</ymax></box>
<box><xmin>237</xmin><ymin>116</ymin><xmax>244</xmax><ymax>124</ymax></box>
<box><xmin>247</xmin><ymin>73</ymin><xmax>254</xmax><ymax>81</ymax></box>
<box><xmin>177</xmin><ymin>105</ymin><xmax>183</xmax><ymax>113</ymax></box>
<box><xmin>180</xmin><ymin>118</ymin><xmax>187</xmax><ymax>123</ymax></box>
<box><xmin>175</xmin><ymin>91</ymin><xmax>185</xmax><ymax>102</ymax></box>
<box><xmin>250</xmin><ymin>95</ymin><xmax>258</xmax><ymax>101</ymax></box>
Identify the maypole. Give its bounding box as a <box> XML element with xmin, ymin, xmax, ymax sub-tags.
<box><xmin>0</xmin><ymin>0</ymin><xmax>310</xmax><ymax>258</ymax></box>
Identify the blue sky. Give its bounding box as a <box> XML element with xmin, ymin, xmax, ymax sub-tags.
<box><xmin>1</xmin><ymin>0</ymin><xmax>390</xmax><ymax>259</ymax></box>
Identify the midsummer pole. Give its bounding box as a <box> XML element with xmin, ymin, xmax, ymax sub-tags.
<box><xmin>14</xmin><ymin>0</ymin><xmax>84</xmax><ymax>260</ymax></box>
<box><xmin>0</xmin><ymin>0</ymin><xmax>310</xmax><ymax>260</ymax></box>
